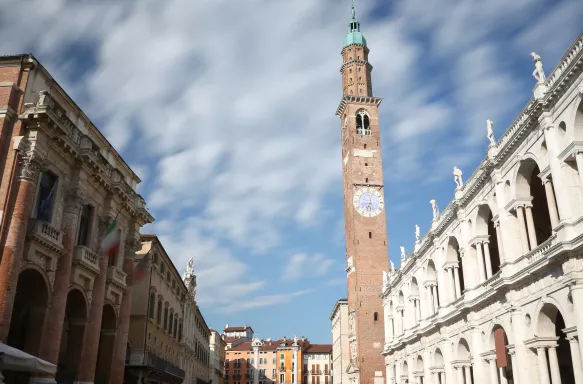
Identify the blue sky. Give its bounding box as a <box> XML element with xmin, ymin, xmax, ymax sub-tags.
<box><xmin>1</xmin><ymin>0</ymin><xmax>582</xmax><ymax>343</ymax></box>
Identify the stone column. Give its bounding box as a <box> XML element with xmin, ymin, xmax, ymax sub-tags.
<box><xmin>416</xmin><ymin>300</ymin><xmax>421</xmax><ymax>323</ymax></box>
<box><xmin>439</xmin><ymin>372</ymin><xmax>445</xmax><ymax>384</ymax></box>
<box><xmin>447</xmin><ymin>267</ymin><xmax>456</xmax><ymax>302</ymax></box>
<box><xmin>508</xmin><ymin>351</ymin><xmax>518</xmax><ymax>384</ymax></box>
<box><xmin>566</xmin><ymin>335</ymin><xmax>583</xmax><ymax>384</ymax></box>
<box><xmin>483</xmin><ymin>242</ymin><xmax>493</xmax><ymax>279</ymax></box>
<box><xmin>456</xmin><ymin>367</ymin><xmax>463</xmax><ymax>384</ymax></box>
<box><xmin>0</xmin><ymin>153</ymin><xmax>41</xmax><ymax>342</ymax></box>
<box><xmin>431</xmin><ymin>286</ymin><xmax>439</xmax><ymax>312</ymax></box>
<box><xmin>575</xmin><ymin>152</ymin><xmax>583</xmax><ymax>195</ymax></box>
<box><xmin>498</xmin><ymin>368</ymin><xmax>507</xmax><ymax>384</ymax></box>
<box><xmin>494</xmin><ymin>223</ymin><xmax>505</xmax><ymax>264</ymax></box>
<box><xmin>38</xmin><ymin>192</ymin><xmax>83</xmax><ymax>365</ymax></box>
<box><xmin>525</xmin><ymin>205</ymin><xmax>538</xmax><ymax>249</ymax></box>
<box><xmin>515</xmin><ymin>206</ymin><xmax>530</xmax><ymax>253</ymax></box>
<box><xmin>463</xmin><ymin>366</ymin><xmax>471</xmax><ymax>384</ymax></box>
<box><xmin>77</xmin><ymin>216</ymin><xmax>112</xmax><ymax>383</ymax></box>
<box><xmin>453</xmin><ymin>267</ymin><xmax>461</xmax><ymax>299</ymax></box>
<box><xmin>536</xmin><ymin>348</ymin><xmax>550</xmax><ymax>384</ymax></box>
<box><xmin>432</xmin><ymin>372</ymin><xmax>438</xmax><ymax>384</ymax></box>
<box><xmin>488</xmin><ymin>359</ymin><xmax>498</xmax><ymax>384</ymax></box>
<box><xmin>543</xmin><ymin>180</ymin><xmax>559</xmax><ymax>228</ymax></box>
<box><xmin>475</xmin><ymin>243</ymin><xmax>486</xmax><ymax>283</ymax></box>
<box><xmin>253</xmin><ymin>346</ymin><xmax>260</xmax><ymax>384</ymax></box>
<box><xmin>571</xmin><ymin>282</ymin><xmax>583</xmax><ymax>360</ymax></box>
<box><xmin>547</xmin><ymin>347</ymin><xmax>561</xmax><ymax>384</ymax></box>
<box><xmin>109</xmin><ymin>255</ymin><xmax>135</xmax><ymax>384</ymax></box>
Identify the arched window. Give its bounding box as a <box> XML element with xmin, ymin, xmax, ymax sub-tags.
<box><xmin>156</xmin><ymin>301</ymin><xmax>162</xmax><ymax>324</ymax></box>
<box><xmin>356</xmin><ymin>110</ymin><xmax>371</xmax><ymax>136</ymax></box>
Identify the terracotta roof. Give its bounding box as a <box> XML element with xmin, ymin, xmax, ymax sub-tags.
<box><xmin>224</xmin><ymin>326</ymin><xmax>251</xmax><ymax>332</ymax></box>
<box><xmin>304</xmin><ymin>344</ymin><xmax>332</xmax><ymax>354</ymax></box>
<box><xmin>225</xmin><ymin>338</ymin><xmax>314</xmax><ymax>352</ymax></box>
<box><xmin>228</xmin><ymin>341</ymin><xmax>253</xmax><ymax>351</ymax></box>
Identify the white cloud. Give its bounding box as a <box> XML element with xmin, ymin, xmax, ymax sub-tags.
<box><xmin>216</xmin><ymin>289</ymin><xmax>314</xmax><ymax>314</ymax></box>
<box><xmin>1</xmin><ymin>0</ymin><xmax>580</xmax><ymax>314</ymax></box>
<box><xmin>283</xmin><ymin>253</ymin><xmax>335</xmax><ymax>281</ymax></box>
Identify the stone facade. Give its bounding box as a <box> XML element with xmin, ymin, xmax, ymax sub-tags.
<box><xmin>381</xmin><ymin>31</ymin><xmax>583</xmax><ymax>384</ymax></box>
<box><xmin>0</xmin><ymin>54</ymin><xmax>153</xmax><ymax>384</ymax></box>
<box><xmin>302</xmin><ymin>344</ymin><xmax>332</xmax><ymax>384</ymax></box>
<box><xmin>337</xmin><ymin>8</ymin><xmax>388</xmax><ymax>384</ymax></box>
<box><xmin>210</xmin><ymin>329</ymin><xmax>227</xmax><ymax>384</ymax></box>
<box><xmin>330</xmin><ymin>299</ymin><xmax>349</xmax><ymax>384</ymax></box>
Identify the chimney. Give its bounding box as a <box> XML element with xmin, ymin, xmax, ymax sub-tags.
<box><xmin>301</xmin><ymin>336</ymin><xmax>305</xmax><ymax>341</ymax></box>
<box><xmin>283</xmin><ymin>336</ymin><xmax>287</xmax><ymax>342</ymax></box>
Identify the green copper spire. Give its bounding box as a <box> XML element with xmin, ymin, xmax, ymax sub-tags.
<box><xmin>344</xmin><ymin>0</ymin><xmax>367</xmax><ymax>48</ymax></box>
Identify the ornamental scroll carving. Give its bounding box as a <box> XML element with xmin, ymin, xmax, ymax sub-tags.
<box><xmin>18</xmin><ymin>152</ymin><xmax>43</xmax><ymax>182</ymax></box>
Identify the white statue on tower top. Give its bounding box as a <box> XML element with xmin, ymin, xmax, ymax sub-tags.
<box><xmin>390</xmin><ymin>260</ymin><xmax>395</xmax><ymax>272</ymax></box>
<box><xmin>487</xmin><ymin>119</ymin><xmax>496</xmax><ymax>146</ymax></box>
<box><xmin>430</xmin><ymin>199</ymin><xmax>439</xmax><ymax>221</ymax></box>
<box><xmin>415</xmin><ymin>225</ymin><xmax>420</xmax><ymax>242</ymax></box>
<box><xmin>186</xmin><ymin>257</ymin><xmax>194</xmax><ymax>276</ymax></box>
<box><xmin>531</xmin><ymin>52</ymin><xmax>546</xmax><ymax>84</ymax></box>
<box><xmin>453</xmin><ymin>166</ymin><xmax>463</xmax><ymax>188</ymax></box>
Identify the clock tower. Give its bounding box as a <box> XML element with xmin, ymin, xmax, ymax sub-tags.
<box><xmin>336</xmin><ymin>4</ymin><xmax>389</xmax><ymax>384</ymax></box>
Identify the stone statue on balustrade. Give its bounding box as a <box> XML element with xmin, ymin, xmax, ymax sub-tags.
<box><xmin>531</xmin><ymin>52</ymin><xmax>546</xmax><ymax>84</ymax></box>
<box><xmin>415</xmin><ymin>225</ymin><xmax>420</xmax><ymax>242</ymax></box>
<box><xmin>390</xmin><ymin>260</ymin><xmax>395</xmax><ymax>272</ymax></box>
<box><xmin>400</xmin><ymin>246</ymin><xmax>406</xmax><ymax>261</ymax></box>
<box><xmin>487</xmin><ymin>119</ymin><xmax>496</xmax><ymax>146</ymax></box>
<box><xmin>453</xmin><ymin>166</ymin><xmax>463</xmax><ymax>189</ymax></box>
<box><xmin>430</xmin><ymin>199</ymin><xmax>439</xmax><ymax>221</ymax></box>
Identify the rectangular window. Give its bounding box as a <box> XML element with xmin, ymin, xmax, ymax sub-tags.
<box><xmin>280</xmin><ymin>374</ymin><xmax>284</xmax><ymax>384</ymax></box>
<box><xmin>35</xmin><ymin>172</ymin><xmax>59</xmax><ymax>222</ymax></box>
<box><xmin>157</xmin><ymin>302</ymin><xmax>162</xmax><ymax>324</ymax></box>
<box><xmin>312</xmin><ymin>377</ymin><xmax>315</xmax><ymax>384</ymax></box>
<box><xmin>163</xmin><ymin>307</ymin><xmax>168</xmax><ymax>330</ymax></box>
<box><xmin>317</xmin><ymin>377</ymin><xmax>320</xmax><ymax>384</ymax></box>
<box><xmin>251</xmin><ymin>358</ymin><xmax>255</xmax><ymax>365</ymax></box>
<box><xmin>173</xmin><ymin>318</ymin><xmax>178</xmax><ymax>338</ymax></box>
<box><xmin>317</xmin><ymin>365</ymin><xmax>320</xmax><ymax>374</ymax></box>
<box><xmin>325</xmin><ymin>378</ymin><xmax>328</xmax><ymax>384</ymax></box>
<box><xmin>304</xmin><ymin>365</ymin><xmax>307</xmax><ymax>373</ymax></box>
<box><xmin>292</xmin><ymin>374</ymin><xmax>295</xmax><ymax>384</ymax></box>
<box><xmin>148</xmin><ymin>293</ymin><xmax>155</xmax><ymax>319</ymax></box>
<box><xmin>324</xmin><ymin>364</ymin><xmax>328</xmax><ymax>374</ymax></box>
<box><xmin>272</xmin><ymin>369</ymin><xmax>276</xmax><ymax>378</ymax></box>
<box><xmin>311</xmin><ymin>365</ymin><xmax>315</xmax><ymax>374</ymax></box>
<box><xmin>273</xmin><ymin>358</ymin><xmax>276</xmax><ymax>364</ymax></box>
<box><xmin>77</xmin><ymin>204</ymin><xmax>93</xmax><ymax>246</ymax></box>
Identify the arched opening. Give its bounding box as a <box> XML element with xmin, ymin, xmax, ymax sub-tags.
<box><xmin>95</xmin><ymin>304</ymin><xmax>117</xmax><ymax>384</ymax></box>
<box><xmin>426</xmin><ymin>260</ymin><xmax>439</xmax><ymax>313</ymax></box>
<box><xmin>355</xmin><ymin>110</ymin><xmax>371</xmax><ymax>136</ymax></box>
<box><xmin>456</xmin><ymin>338</ymin><xmax>474</xmax><ymax>384</ymax></box>
<box><xmin>516</xmin><ymin>160</ymin><xmax>552</xmax><ymax>248</ymax></box>
<box><xmin>388</xmin><ymin>301</ymin><xmax>395</xmax><ymax>337</ymax></box>
<box><xmin>536</xmin><ymin>303</ymin><xmax>575</xmax><ymax>384</ymax></box>
<box><xmin>490</xmin><ymin>326</ymin><xmax>513</xmax><ymax>384</ymax></box>
<box><xmin>574</xmin><ymin>100</ymin><xmax>583</xmax><ymax>140</ymax></box>
<box><xmin>56</xmin><ymin>289</ymin><xmax>88</xmax><ymax>383</ymax></box>
<box><xmin>416</xmin><ymin>356</ymin><xmax>425</xmax><ymax>384</ymax></box>
<box><xmin>476</xmin><ymin>205</ymin><xmax>501</xmax><ymax>279</ymax></box>
<box><xmin>397</xmin><ymin>291</ymin><xmax>405</xmax><ymax>334</ymax></box>
<box><xmin>434</xmin><ymin>348</ymin><xmax>444</xmax><ymax>384</ymax></box>
<box><xmin>402</xmin><ymin>361</ymin><xmax>409</xmax><ymax>383</ymax></box>
<box><xmin>410</xmin><ymin>277</ymin><xmax>420</xmax><ymax>324</ymax></box>
<box><xmin>7</xmin><ymin>268</ymin><xmax>49</xmax><ymax>356</ymax></box>
<box><xmin>446</xmin><ymin>237</ymin><xmax>464</xmax><ymax>299</ymax></box>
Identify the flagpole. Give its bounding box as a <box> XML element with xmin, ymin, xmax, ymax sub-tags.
<box><xmin>96</xmin><ymin>207</ymin><xmax>122</xmax><ymax>256</ymax></box>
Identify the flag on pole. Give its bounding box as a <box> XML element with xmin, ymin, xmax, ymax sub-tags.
<box><xmin>100</xmin><ymin>218</ymin><xmax>121</xmax><ymax>261</ymax></box>
<box><xmin>132</xmin><ymin>251</ymin><xmax>150</xmax><ymax>286</ymax></box>
<box><xmin>39</xmin><ymin>178</ymin><xmax>58</xmax><ymax>218</ymax></box>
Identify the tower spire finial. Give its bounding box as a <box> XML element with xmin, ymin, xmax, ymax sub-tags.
<box><xmin>351</xmin><ymin>0</ymin><xmax>356</xmax><ymax>19</ymax></box>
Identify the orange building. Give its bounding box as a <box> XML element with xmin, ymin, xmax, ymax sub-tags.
<box><xmin>224</xmin><ymin>331</ymin><xmax>330</xmax><ymax>384</ymax></box>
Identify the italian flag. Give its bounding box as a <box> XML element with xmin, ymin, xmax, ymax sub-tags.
<box><xmin>100</xmin><ymin>219</ymin><xmax>120</xmax><ymax>260</ymax></box>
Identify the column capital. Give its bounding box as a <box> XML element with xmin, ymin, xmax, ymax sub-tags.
<box><xmin>18</xmin><ymin>151</ymin><xmax>45</xmax><ymax>182</ymax></box>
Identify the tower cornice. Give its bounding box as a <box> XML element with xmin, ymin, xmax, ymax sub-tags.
<box><xmin>336</xmin><ymin>95</ymin><xmax>383</xmax><ymax>116</ymax></box>
<box><xmin>341</xmin><ymin>43</ymin><xmax>370</xmax><ymax>55</ymax></box>
<box><xmin>340</xmin><ymin>60</ymin><xmax>373</xmax><ymax>73</ymax></box>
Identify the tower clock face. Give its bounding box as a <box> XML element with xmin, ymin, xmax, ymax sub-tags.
<box><xmin>353</xmin><ymin>187</ymin><xmax>384</xmax><ymax>217</ymax></box>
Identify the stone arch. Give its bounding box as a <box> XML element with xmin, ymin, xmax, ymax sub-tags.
<box><xmin>534</xmin><ymin>300</ymin><xmax>575</xmax><ymax>383</ymax></box>
<box><xmin>67</xmin><ymin>285</ymin><xmax>90</xmax><ymax>318</ymax></box>
<box><xmin>425</xmin><ymin>259</ymin><xmax>437</xmax><ymax>281</ymax></box>
<box><xmin>95</xmin><ymin>303</ymin><xmax>118</xmax><ymax>384</ymax></box>
<box><xmin>515</xmin><ymin>157</ymin><xmax>553</xmax><ymax>246</ymax></box>
<box><xmin>7</xmin><ymin>267</ymin><xmax>50</xmax><ymax>356</ymax></box>
<box><xmin>446</xmin><ymin>236</ymin><xmax>465</xmax><ymax>295</ymax></box>
<box><xmin>476</xmin><ymin>204</ymin><xmax>501</xmax><ymax>277</ymax></box>
<box><xmin>487</xmin><ymin>321</ymin><xmax>512</xmax><ymax>350</ymax></box>
<box><xmin>433</xmin><ymin>348</ymin><xmax>444</xmax><ymax>368</ymax></box>
<box><xmin>410</xmin><ymin>277</ymin><xmax>419</xmax><ymax>296</ymax></box>
<box><xmin>398</xmin><ymin>291</ymin><xmax>405</xmax><ymax>307</ymax></box>
<box><xmin>456</xmin><ymin>338</ymin><xmax>471</xmax><ymax>361</ymax></box>
<box><xmin>402</xmin><ymin>360</ymin><xmax>409</xmax><ymax>378</ymax></box>
<box><xmin>489</xmin><ymin>324</ymin><xmax>514</xmax><ymax>383</ymax></box>
<box><xmin>416</xmin><ymin>355</ymin><xmax>424</xmax><ymax>373</ymax></box>
<box><xmin>56</xmin><ymin>288</ymin><xmax>89</xmax><ymax>382</ymax></box>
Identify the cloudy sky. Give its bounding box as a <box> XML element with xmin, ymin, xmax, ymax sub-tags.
<box><xmin>1</xmin><ymin>0</ymin><xmax>581</xmax><ymax>342</ymax></box>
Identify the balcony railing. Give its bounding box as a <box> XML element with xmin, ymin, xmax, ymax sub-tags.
<box><xmin>29</xmin><ymin>219</ymin><xmax>63</xmax><ymax>250</ymax></box>
<box><xmin>73</xmin><ymin>246</ymin><xmax>100</xmax><ymax>273</ymax></box>
<box><xmin>107</xmin><ymin>266</ymin><xmax>127</xmax><ymax>287</ymax></box>
<box><xmin>128</xmin><ymin>350</ymin><xmax>185</xmax><ymax>379</ymax></box>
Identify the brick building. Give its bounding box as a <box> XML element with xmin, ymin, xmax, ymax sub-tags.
<box><xmin>337</xmin><ymin>4</ymin><xmax>389</xmax><ymax>384</ymax></box>
<box><xmin>0</xmin><ymin>54</ymin><xmax>153</xmax><ymax>383</ymax></box>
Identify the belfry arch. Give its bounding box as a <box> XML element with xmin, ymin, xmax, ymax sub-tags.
<box><xmin>355</xmin><ymin>109</ymin><xmax>371</xmax><ymax>136</ymax></box>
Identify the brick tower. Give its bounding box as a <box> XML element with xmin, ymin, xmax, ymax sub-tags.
<box><xmin>336</xmin><ymin>3</ymin><xmax>389</xmax><ymax>384</ymax></box>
